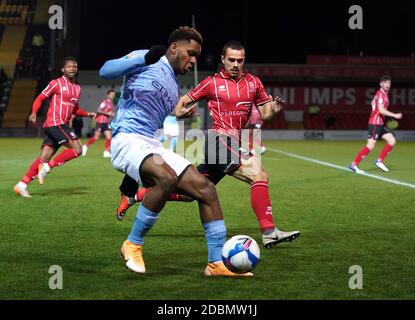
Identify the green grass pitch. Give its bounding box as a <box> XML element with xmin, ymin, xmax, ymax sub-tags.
<box><xmin>1</xmin><ymin>138</ymin><xmax>414</xmax><ymax>300</ymax></box>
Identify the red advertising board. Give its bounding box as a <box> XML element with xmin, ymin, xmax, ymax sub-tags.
<box><xmin>263</xmin><ymin>85</ymin><xmax>415</xmax><ymax>110</ymax></box>
<box><xmin>307</xmin><ymin>55</ymin><xmax>415</xmax><ymax>65</ymax></box>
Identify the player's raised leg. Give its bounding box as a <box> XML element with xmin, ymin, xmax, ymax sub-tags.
<box><xmin>116</xmin><ymin>174</ymin><xmax>192</xmax><ymax>221</ymax></box>
<box><xmin>350</xmin><ymin>138</ymin><xmax>376</xmax><ymax>174</ymax></box>
<box><xmin>14</xmin><ymin>157</ymin><xmax>45</xmax><ymax>197</ymax></box>
<box><xmin>103</xmin><ymin>130</ymin><xmax>112</xmax><ymax>158</ymax></box>
<box><xmin>38</xmin><ymin>138</ymin><xmax>82</xmax><ymax>185</ymax></box>
<box><xmin>83</xmin><ymin>130</ymin><xmax>100</xmax><ymax>156</ymax></box>
<box><xmin>231</xmin><ymin>156</ymin><xmax>300</xmax><ymax>248</ymax></box>
<box><xmin>375</xmin><ymin>133</ymin><xmax>396</xmax><ymax>172</ymax></box>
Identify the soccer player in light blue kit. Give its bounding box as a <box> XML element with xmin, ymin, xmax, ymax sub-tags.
<box><xmin>100</xmin><ymin>27</ymin><xmax>252</xmax><ymax>276</ymax></box>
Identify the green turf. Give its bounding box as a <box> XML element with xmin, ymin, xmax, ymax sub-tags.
<box><xmin>0</xmin><ymin>138</ymin><xmax>414</xmax><ymax>300</ymax></box>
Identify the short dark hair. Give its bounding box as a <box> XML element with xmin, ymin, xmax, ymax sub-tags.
<box><xmin>222</xmin><ymin>41</ymin><xmax>245</xmax><ymax>56</ymax></box>
<box><xmin>168</xmin><ymin>26</ymin><xmax>203</xmax><ymax>47</ymax></box>
<box><xmin>380</xmin><ymin>74</ymin><xmax>391</xmax><ymax>82</ymax></box>
<box><xmin>62</xmin><ymin>56</ymin><xmax>77</xmax><ymax>67</ymax></box>
<box><xmin>107</xmin><ymin>89</ymin><xmax>116</xmax><ymax>95</ymax></box>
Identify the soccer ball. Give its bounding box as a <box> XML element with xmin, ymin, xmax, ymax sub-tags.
<box><xmin>221</xmin><ymin>235</ymin><xmax>260</xmax><ymax>273</ymax></box>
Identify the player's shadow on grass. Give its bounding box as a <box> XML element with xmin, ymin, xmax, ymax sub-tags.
<box><xmin>35</xmin><ymin>186</ymin><xmax>90</xmax><ymax>196</ymax></box>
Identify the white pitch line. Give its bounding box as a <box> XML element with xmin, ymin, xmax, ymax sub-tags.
<box><xmin>268</xmin><ymin>147</ymin><xmax>415</xmax><ymax>190</ymax></box>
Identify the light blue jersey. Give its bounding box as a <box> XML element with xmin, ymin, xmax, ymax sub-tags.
<box><xmin>99</xmin><ymin>51</ymin><xmax>179</xmax><ymax>138</ymax></box>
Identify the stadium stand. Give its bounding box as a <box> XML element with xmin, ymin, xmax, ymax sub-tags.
<box><xmin>0</xmin><ymin>0</ymin><xmax>32</xmax><ymax>25</ymax></box>
<box><xmin>0</xmin><ymin>68</ymin><xmax>12</xmax><ymax>125</ymax></box>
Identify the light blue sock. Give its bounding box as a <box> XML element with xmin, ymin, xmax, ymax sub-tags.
<box><xmin>203</xmin><ymin>220</ymin><xmax>226</xmax><ymax>263</ymax></box>
<box><xmin>128</xmin><ymin>205</ymin><xmax>159</xmax><ymax>245</ymax></box>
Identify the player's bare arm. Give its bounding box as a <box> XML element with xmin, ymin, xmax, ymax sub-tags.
<box><xmin>97</xmin><ymin>111</ymin><xmax>115</xmax><ymax>117</ymax></box>
<box><xmin>257</xmin><ymin>95</ymin><xmax>285</xmax><ymax>121</ymax></box>
<box><xmin>378</xmin><ymin>104</ymin><xmax>402</xmax><ymax>119</ymax></box>
<box><xmin>174</xmin><ymin>94</ymin><xmax>199</xmax><ymax>118</ymax></box>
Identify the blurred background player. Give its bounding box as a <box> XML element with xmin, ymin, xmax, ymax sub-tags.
<box><xmin>117</xmin><ymin>41</ymin><xmax>300</xmax><ymax>248</ymax></box>
<box><xmin>246</xmin><ymin>104</ymin><xmax>267</xmax><ymax>155</ymax></box>
<box><xmin>350</xmin><ymin>75</ymin><xmax>403</xmax><ymax>174</ymax></box>
<box><xmin>82</xmin><ymin>89</ymin><xmax>116</xmax><ymax>158</ymax></box>
<box><xmin>100</xmin><ymin>28</ymin><xmax>251</xmax><ymax>276</ymax></box>
<box><xmin>14</xmin><ymin>57</ymin><xmax>96</xmax><ymax>198</ymax></box>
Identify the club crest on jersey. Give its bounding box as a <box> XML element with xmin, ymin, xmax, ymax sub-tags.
<box><xmin>62</xmin><ymin>86</ymin><xmax>67</xmax><ymax>91</ymax></box>
<box><xmin>249</xmin><ymin>82</ymin><xmax>255</xmax><ymax>93</ymax></box>
<box><xmin>218</xmin><ymin>85</ymin><xmax>226</xmax><ymax>92</ymax></box>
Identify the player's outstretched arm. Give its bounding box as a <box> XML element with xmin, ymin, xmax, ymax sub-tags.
<box><xmin>175</xmin><ymin>95</ymin><xmax>199</xmax><ymax>119</ymax></box>
<box><xmin>99</xmin><ymin>50</ymin><xmax>149</xmax><ymax>79</ymax></box>
<box><xmin>99</xmin><ymin>46</ymin><xmax>166</xmax><ymax>79</ymax></box>
<box><xmin>378</xmin><ymin>105</ymin><xmax>403</xmax><ymax>119</ymax></box>
<box><xmin>73</xmin><ymin>104</ymin><xmax>96</xmax><ymax>118</ymax></box>
<box><xmin>257</xmin><ymin>95</ymin><xmax>285</xmax><ymax>121</ymax></box>
<box><xmin>97</xmin><ymin>111</ymin><xmax>115</xmax><ymax>117</ymax></box>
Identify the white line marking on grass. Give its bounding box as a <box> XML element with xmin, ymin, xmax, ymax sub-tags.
<box><xmin>268</xmin><ymin>147</ymin><xmax>415</xmax><ymax>190</ymax></box>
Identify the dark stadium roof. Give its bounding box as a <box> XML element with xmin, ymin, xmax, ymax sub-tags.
<box><xmin>79</xmin><ymin>0</ymin><xmax>415</xmax><ymax>70</ymax></box>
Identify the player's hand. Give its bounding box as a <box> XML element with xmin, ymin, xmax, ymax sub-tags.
<box><xmin>270</xmin><ymin>95</ymin><xmax>285</xmax><ymax>114</ymax></box>
<box><xmin>274</xmin><ymin>96</ymin><xmax>286</xmax><ymax>106</ymax></box>
<box><xmin>175</xmin><ymin>101</ymin><xmax>199</xmax><ymax>119</ymax></box>
<box><xmin>88</xmin><ymin>112</ymin><xmax>97</xmax><ymax>119</ymax></box>
<box><xmin>28</xmin><ymin>113</ymin><xmax>37</xmax><ymax>123</ymax></box>
<box><xmin>145</xmin><ymin>45</ymin><xmax>166</xmax><ymax>65</ymax></box>
<box><xmin>395</xmin><ymin>113</ymin><xmax>403</xmax><ymax>119</ymax></box>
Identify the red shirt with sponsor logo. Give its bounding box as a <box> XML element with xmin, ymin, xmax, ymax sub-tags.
<box><xmin>41</xmin><ymin>76</ymin><xmax>85</xmax><ymax>128</ymax></box>
<box><xmin>369</xmin><ymin>89</ymin><xmax>389</xmax><ymax>125</ymax></box>
<box><xmin>95</xmin><ymin>98</ymin><xmax>114</xmax><ymax>124</ymax></box>
<box><xmin>187</xmin><ymin>70</ymin><xmax>270</xmax><ymax>135</ymax></box>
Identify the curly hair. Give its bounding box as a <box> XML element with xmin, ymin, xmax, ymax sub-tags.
<box><xmin>168</xmin><ymin>26</ymin><xmax>203</xmax><ymax>47</ymax></box>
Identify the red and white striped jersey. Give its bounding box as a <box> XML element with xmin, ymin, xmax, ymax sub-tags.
<box><xmin>188</xmin><ymin>70</ymin><xmax>270</xmax><ymax>135</ymax></box>
<box><xmin>41</xmin><ymin>76</ymin><xmax>82</xmax><ymax>128</ymax></box>
<box><xmin>95</xmin><ymin>98</ymin><xmax>114</xmax><ymax>124</ymax></box>
<box><xmin>369</xmin><ymin>89</ymin><xmax>389</xmax><ymax>125</ymax></box>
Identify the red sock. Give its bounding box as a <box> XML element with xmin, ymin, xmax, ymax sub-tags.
<box><xmin>105</xmin><ymin>138</ymin><xmax>111</xmax><ymax>151</ymax></box>
<box><xmin>86</xmin><ymin>137</ymin><xmax>97</xmax><ymax>147</ymax></box>
<box><xmin>21</xmin><ymin>158</ymin><xmax>42</xmax><ymax>184</ymax></box>
<box><xmin>250</xmin><ymin>181</ymin><xmax>276</xmax><ymax>232</ymax></box>
<box><xmin>49</xmin><ymin>149</ymin><xmax>80</xmax><ymax>168</ymax></box>
<box><xmin>353</xmin><ymin>146</ymin><xmax>371</xmax><ymax>165</ymax></box>
<box><xmin>135</xmin><ymin>188</ymin><xmax>182</xmax><ymax>202</ymax></box>
<box><xmin>378</xmin><ymin>144</ymin><xmax>393</xmax><ymax>162</ymax></box>
<box><xmin>135</xmin><ymin>188</ymin><xmax>149</xmax><ymax>202</ymax></box>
